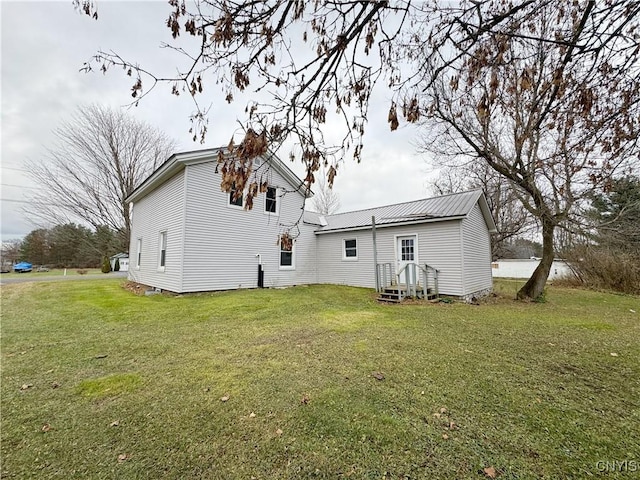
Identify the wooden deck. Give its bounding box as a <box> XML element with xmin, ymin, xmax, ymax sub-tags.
<box><xmin>377</xmin><ymin>284</ymin><xmax>438</xmax><ymax>303</ymax></box>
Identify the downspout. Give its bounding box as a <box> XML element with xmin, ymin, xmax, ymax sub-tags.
<box><xmin>372</xmin><ymin>215</ymin><xmax>379</xmax><ymax>292</ymax></box>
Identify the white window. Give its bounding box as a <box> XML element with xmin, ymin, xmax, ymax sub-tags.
<box><xmin>265</xmin><ymin>186</ymin><xmax>278</xmax><ymax>214</ymax></box>
<box><xmin>401</xmin><ymin>238</ymin><xmax>415</xmax><ymax>261</ymax></box>
<box><xmin>343</xmin><ymin>238</ymin><xmax>358</xmax><ymax>260</ymax></box>
<box><xmin>136</xmin><ymin>238</ymin><xmax>142</xmax><ymax>269</ymax></box>
<box><xmin>158</xmin><ymin>231</ymin><xmax>167</xmax><ymax>271</ymax></box>
<box><xmin>279</xmin><ymin>238</ymin><xmax>294</xmax><ymax>270</ymax></box>
<box><xmin>229</xmin><ymin>182</ymin><xmax>243</xmax><ymax>208</ymax></box>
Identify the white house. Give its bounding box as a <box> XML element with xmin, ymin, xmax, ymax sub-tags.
<box><xmin>491</xmin><ymin>258</ymin><xmax>572</xmax><ymax>280</ymax></box>
<box><xmin>110</xmin><ymin>253</ymin><xmax>129</xmax><ymax>272</ymax></box>
<box><xmin>126</xmin><ymin>148</ymin><xmax>497</xmax><ymax>300</ymax></box>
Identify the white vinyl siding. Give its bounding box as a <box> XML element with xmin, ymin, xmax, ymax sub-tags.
<box><xmin>128</xmin><ymin>170</ymin><xmax>185</xmax><ymax>292</ymax></box>
<box><xmin>461</xmin><ymin>204</ymin><xmax>493</xmax><ymax>295</ymax></box>
<box><xmin>181</xmin><ymin>161</ymin><xmax>316</xmax><ymax>292</ymax></box>
<box><xmin>317</xmin><ymin>221</ymin><xmax>465</xmax><ymax>295</ymax></box>
<box><xmin>317</xmin><ymin>233</ymin><xmax>375</xmax><ymax>287</ymax></box>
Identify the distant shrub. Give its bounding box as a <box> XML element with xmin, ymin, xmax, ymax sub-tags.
<box><xmin>77</xmin><ymin>269</ymin><xmax>88</xmax><ymax>275</ymax></box>
<box><xmin>563</xmin><ymin>246</ymin><xmax>640</xmax><ymax>295</ymax></box>
<box><xmin>101</xmin><ymin>257</ymin><xmax>111</xmax><ymax>274</ymax></box>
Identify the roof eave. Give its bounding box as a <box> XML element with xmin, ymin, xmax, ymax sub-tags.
<box><xmin>476</xmin><ymin>192</ymin><xmax>498</xmax><ymax>233</ymax></box>
<box><xmin>314</xmin><ymin>215</ymin><xmax>466</xmax><ymax>234</ymax></box>
<box><xmin>126</xmin><ymin>147</ymin><xmax>311</xmax><ymax>203</ymax></box>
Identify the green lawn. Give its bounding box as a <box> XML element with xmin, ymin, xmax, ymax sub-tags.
<box><xmin>0</xmin><ymin>268</ymin><xmax>102</xmax><ymax>278</ymax></box>
<box><xmin>1</xmin><ymin>280</ymin><xmax>638</xmax><ymax>479</ymax></box>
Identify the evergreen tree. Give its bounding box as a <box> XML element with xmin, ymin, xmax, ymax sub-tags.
<box><xmin>101</xmin><ymin>256</ymin><xmax>112</xmax><ymax>273</ymax></box>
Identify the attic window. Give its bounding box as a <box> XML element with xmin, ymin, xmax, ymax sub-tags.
<box><xmin>229</xmin><ymin>182</ymin><xmax>243</xmax><ymax>207</ymax></box>
<box><xmin>265</xmin><ymin>186</ymin><xmax>277</xmax><ymax>214</ymax></box>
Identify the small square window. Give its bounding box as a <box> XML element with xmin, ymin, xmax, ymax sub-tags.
<box><xmin>229</xmin><ymin>182</ymin><xmax>243</xmax><ymax>207</ymax></box>
<box><xmin>265</xmin><ymin>186</ymin><xmax>277</xmax><ymax>214</ymax></box>
<box><xmin>343</xmin><ymin>238</ymin><xmax>357</xmax><ymax>260</ymax></box>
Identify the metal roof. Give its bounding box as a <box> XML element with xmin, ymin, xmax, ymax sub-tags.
<box><xmin>313</xmin><ymin>190</ymin><xmax>497</xmax><ymax>233</ymax></box>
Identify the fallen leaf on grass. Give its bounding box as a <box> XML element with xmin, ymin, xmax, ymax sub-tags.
<box><xmin>51</xmin><ymin>382</ymin><xmax>60</xmax><ymax>389</ymax></box>
<box><xmin>110</xmin><ymin>420</ymin><xmax>120</xmax><ymax>427</ymax></box>
<box><xmin>276</xmin><ymin>428</ymin><xmax>283</xmax><ymax>436</ymax></box>
<box><xmin>220</xmin><ymin>395</ymin><xmax>230</xmax><ymax>402</ymax></box>
<box><xmin>42</xmin><ymin>423</ymin><xmax>51</xmax><ymax>432</ymax></box>
<box><xmin>20</xmin><ymin>384</ymin><xmax>33</xmax><ymax>391</ymax></box>
<box><xmin>448</xmin><ymin>421</ymin><xmax>458</xmax><ymax>430</ymax></box>
<box><xmin>249</xmin><ymin>412</ymin><xmax>256</xmax><ymax>418</ymax></box>
<box><xmin>300</xmin><ymin>394</ymin><xmax>310</xmax><ymax>405</ymax></box>
<box><xmin>94</xmin><ymin>354</ymin><xmax>108</xmax><ymax>359</ymax></box>
<box><xmin>610</xmin><ymin>352</ymin><xmax>619</xmax><ymax>357</ymax></box>
<box><xmin>117</xmin><ymin>453</ymin><xmax>130</xmax><ymax>463</ymax></box>
<box><xmin>439</xmin><ymin>407</ymin><xmax>447</xmax><ymax>414</ymax></box>
<box><xmin>483</xmin><ymin>466</ymin><xmax>499</xmax><ymax>478</ymax></box>
<box><xmin>442</xmin><ymin>433</ymin><xmax>449</xmax><ymax>440</ymax></box>
<box><xmin>372</xmin><ymin>372</ymin><xmax>385</xmax><ymax>381</ymax></box>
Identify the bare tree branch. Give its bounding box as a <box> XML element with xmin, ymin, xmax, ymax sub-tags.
<box><xmin>24</xmin><ymin>105</ymin><xmax>175</xmax><ymax>250</ymax></box>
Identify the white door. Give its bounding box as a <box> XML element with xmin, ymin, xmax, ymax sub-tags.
<box><xmin>397</xmin><ymin>235</ymin><xmax>417</xmax><ymax>285</ymax></box>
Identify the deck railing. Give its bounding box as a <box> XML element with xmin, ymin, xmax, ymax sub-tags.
<box><xmin>376</xmin><ymin>262</ymin><xmax>395</xmax><ymax>292</ymax></box>
<box><xmin>376</xmin><ymin>262</ymin><xmax>439</xmax><ymax>301</ymax></box>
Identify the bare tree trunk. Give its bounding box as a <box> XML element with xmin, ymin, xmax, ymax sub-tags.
<box><xmin>517</xmin><ymin>217</ymin><xmax>555</xmax><ymax>300</ymax></box>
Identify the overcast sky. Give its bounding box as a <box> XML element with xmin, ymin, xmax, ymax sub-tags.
<box><xmin>1</xmin><ymin>0</ymin><xmax>437</xmax><ymax>242</ymax></box>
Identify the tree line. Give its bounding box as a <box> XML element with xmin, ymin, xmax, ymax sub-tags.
<box><xmin>1</xmin><ymin>224</ymin><xmax>123</xmax><ymax>269</ymax></box>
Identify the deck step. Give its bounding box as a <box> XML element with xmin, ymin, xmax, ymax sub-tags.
<box><xmin>377</xmin><ymin>285</ymin><xmax>438</xmax><ymax>303</ymax></box>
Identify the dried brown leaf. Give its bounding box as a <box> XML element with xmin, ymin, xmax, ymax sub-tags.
<box><xmin>483</xmin><ymin>466</ymin><xmax>499</xmax><ymax>478</ymax></box>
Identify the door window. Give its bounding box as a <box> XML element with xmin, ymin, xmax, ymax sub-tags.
<box><xmin>401</xmin><ymin>238</ymin><xmax>415</xmax><ymax>261</ymax></box>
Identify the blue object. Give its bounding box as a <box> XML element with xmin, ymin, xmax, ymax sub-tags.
<box><xmin>13</xmin><ymin>262</ymin><xmax>33</xmax><ymax>273</ymax></box>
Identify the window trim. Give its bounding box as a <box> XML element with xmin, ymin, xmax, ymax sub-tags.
<box><xmin>135</xmin><ymin>238</ymin><xmax>142</xmax><ymax>270</ymax></box>
<box><xmin>278</xmin><ymin>238</ymin><xmax>295</xmax><ymax>270</ymax></box>
<box><xmin>158</xmin><ymin>231</ymin><xmax>167</xmax><ymax>272</ymax></box>
<box><xmin>342</xmin><ymin>238</ymin><xmax>358</xmax><ymax>261</ymax></box>
<box><xmin>264</xmin><ymin>186</ymin><xmax>279</xmax><ymax>215</ymax></box>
